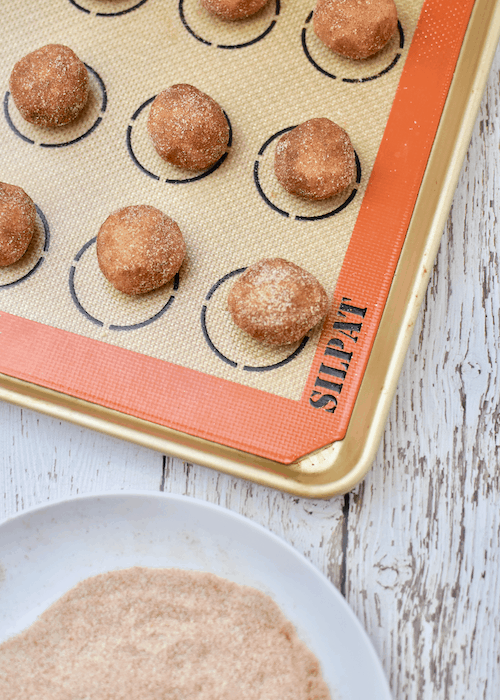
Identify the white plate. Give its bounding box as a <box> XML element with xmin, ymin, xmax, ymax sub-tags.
<box><xmin>0</xmin><ymin>493</ymin><xmax>391</xmax><ymax>700</ymax></box>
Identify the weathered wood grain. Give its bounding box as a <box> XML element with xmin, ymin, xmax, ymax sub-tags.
<box><xmin>0</xmin><ymin>414</ymin><xmax>346</xmax><ymax>588</ymax></box>
<box><xmin>0</xmin><ymin>405</ymin><xmax>163</xmax><ymax>519</ymax></box>
<box><xmin>345</xmin><ymin>46</ymin><xmax>500</xmax><ymax>700</ymax></box>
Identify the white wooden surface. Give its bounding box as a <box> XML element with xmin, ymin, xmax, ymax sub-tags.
<box><xmin>1</xmin><ymin>44</ymin><xmax>500</xmax><ymax>700</ymax></box>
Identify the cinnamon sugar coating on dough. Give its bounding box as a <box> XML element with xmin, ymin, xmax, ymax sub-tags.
<box><xmin>313</xmin><ymin>0</ymin><xmax>398</xmax><ymax>60</ymax></box>
<box><xmin>147</xmin><ymin>84</ymin><xmax>229</xmax><ymax>171</ymax></box>
<box><xmin>200</xmin><ymin>0</ymin><xmax>270</xmax><ymax>20</ymax></box>
<box><xmin>228</xmin><ymin>258</ymin><xmax>329</xmax><ymax>345</ymax></box>
<box><xmin>9</xmin><ymin>44</ymin><xmax>89</xmax><ymax>128</ymax></box>
<box><xmin>274</xmin><ymin>118</ymin><xmax>356</xmax><ymax>201</ymax></box>
<box><xmin>0</xmin><ymin>182</ymin><xmax>36</xmax><ymax>267</ymax></box>
<box><xmin>0</xmin><ymin>567</ymin><xmax>332</xmax><ymax>700</ymax></box>
<box><xmin>97</xmin><ymin>205</ymin><xmax>186</xmax><ymax>295</ymax></box>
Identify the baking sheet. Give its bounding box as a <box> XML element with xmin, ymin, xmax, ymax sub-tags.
<box><xmin>0</xmin><ymin>0</ymin><xmax>479</xmax><ymax>465</ymax></box>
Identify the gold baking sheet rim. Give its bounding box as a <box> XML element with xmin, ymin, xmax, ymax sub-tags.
<box><xmin>1</xmin><ymin>0</ymin><xmax>427</xmax><ymax>464</ymax></box>
<box><xmin>1</xmin><ymin>0</ymin><xmax>499</xmax><ymax>497</ymax></box>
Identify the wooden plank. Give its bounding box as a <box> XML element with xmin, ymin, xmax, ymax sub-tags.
<box><xmin>0</xmin><ymin>404</ymin><xmax>345</xmax><ymax>587</ymax></box>
<box><xmin>345</xmin><ymin>44</ymin><xmax>500</xmax><ymax>700</ymax></box>
<box><xmin>0</xmin><ymin>402</ymin><xmax>164</xmax><ymax>521</ymax></box>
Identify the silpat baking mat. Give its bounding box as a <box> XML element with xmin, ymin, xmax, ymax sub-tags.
<box><xmin>0</xmin><ymin>0</ymin><xmax>475</xmax><ymax>463</ymax></box>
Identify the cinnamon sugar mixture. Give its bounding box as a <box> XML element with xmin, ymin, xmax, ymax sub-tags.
<box><xmin>9</xmin><ymin>44</ymin><xmax>89</xmax><ymax>128</ymax></box>
<box><xmin>0</xmin><ymin>182</ymin><xmax>36</xmax><ymax>267</ymax></box>
<box><xmin>228</xmin><ymin>258</ymin><xmax>329</xmax><ymax>345</ymax></box>
<box><xmin>147</xmin><ymin>84</ymin><xmax>229</xmax><ymax>171</ymax></box>
<box><xmin>274</xmin><ymin>118</ymin><xmax>356</xmax><ymax>201</ymax></box>
<box><xmin>0</xmin><ymin>567</ymin><xmax>332</xmax><ymax>700</ymax></box>
<box><xmin>200</xmin><ymin>0</ymin><xmax>270</xmax><ymax>21</ymax></box>
<box><xmin>313</xmin><ymin>0</ymin><xmax>398</xmax><ymax>60</ymax></box>
<box><xmin>96</xmin><ymin>205</ymin><xmax>186</xmax><ymax>295</ymax></box>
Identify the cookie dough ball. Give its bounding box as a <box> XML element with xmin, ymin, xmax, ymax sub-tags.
<box><xmin>274</xmin><ymin>118</ymin><xmax>356</xmax><ymax>201</ymax></box>
<box><xmin>0</xmin><ymin>183</ymin><xmax>37</xmax><ymax>267</ymax></box>
<box><xmin>200</xmin><ymin>0</ymin><xmax>270</xmax><ymax>20</ymax></box>
<box><xmin>313</xmin><ymin>0</ymin><xmax>398</xmax><ymax>60</ymax></box>
<box><xmin>228</xmin><ymin>258</ymin><xmax>329</xmax><ymax>345</ymax></box>
<box><xmin>147</xmin><ymin>84</ymin><xmax>229</xmax><ymax>171</ymax></box>
<box><xmin>97</xmin><ymin>206</ymin><xmax>186</xmax><ymax>295</ymax></box>
<box><xmin>9</xmin><ymin>44</ymin><xmax>89</xmax><ymax>128</ymax></box>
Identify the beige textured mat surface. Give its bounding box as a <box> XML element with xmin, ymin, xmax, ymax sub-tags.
<box><xmin>1</xmin><ymin>0</ymin><xmax>422</xmax><ymax>402</ymax></box>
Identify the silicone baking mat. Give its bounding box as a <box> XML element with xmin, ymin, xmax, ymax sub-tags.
<box><xmin>0</xmin><ymin>0</ymin><xmax>475</xmax><ymax>463</ymax></box>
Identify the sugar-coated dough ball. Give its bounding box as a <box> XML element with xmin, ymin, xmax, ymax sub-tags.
<box><xmin>97</xmin><ymin>206</ymin><xmax>186</xmax><ymax>295</ymax></box>
<box><xmin>228</xmin><ymin>258</ymin><xmax>329</xmax><ymax>345</ymax></box>
<box><xmin>313</xmin><ymin>0</ymin><xmax>398</xmax><ymax>60</ymax></box>
<box><xmin>9</xmin><ymin>44</ymin><xmax>89</xmax><ymax>128</ymax></box>
<box><xmin>274</xmin><ymin>118</ymin><xmax>356</xmax><ymax>201</ymax></box>
<box><xmin>200</xmin><ymin>0</ymin><xmax>270</xmax><ymax>20</ymax></box>
<box><xmin>147</xmin><ymin>84</ymin><xmax>229</xmax><ymax>171</ymax></box>
<box><xmin>0</xmin><ymin>183</ymin><xmax>37</xmax><ymax>267</ymax></box>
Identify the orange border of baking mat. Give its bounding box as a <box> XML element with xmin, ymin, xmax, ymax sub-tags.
<box><xmin>0</xmin><ymin>0</ymin><xmax>476</xmax><ymax>464</ymax></box>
